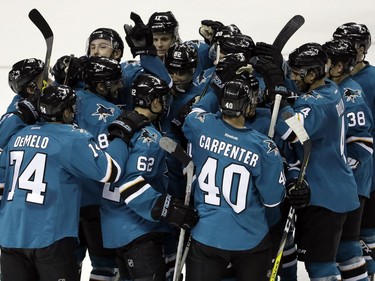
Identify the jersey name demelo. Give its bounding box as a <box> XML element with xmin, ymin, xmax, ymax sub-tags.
<box><xmin>199</xmin><ymin>135</ymin><xmax>259</xmax><ymax>167</ymax></box>
<box><xmin>13</xmin><ymin>135</ymin><xmax>49</xmax><ymax>149</ymax></box>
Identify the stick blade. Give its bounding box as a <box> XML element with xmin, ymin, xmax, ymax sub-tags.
<box><xmin>159</xmin><ymin>137</ymin><xmax>192</xmax><ymax>166</ymax></box>
<box><xmin>28</xmin><ymin>9</ymin><xmax>53</xmax><ymax>39</ymax></box>
<box><xmin>273</xmin><ymin>15</ymin><xmax>305</xmax><ymax>51</ymax></box>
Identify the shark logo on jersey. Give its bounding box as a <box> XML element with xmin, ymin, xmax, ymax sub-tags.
<box><xmin>263</xmin><ymin>139</ymin><xmax>279</xmax><ymax>156</ymax></box>
<box><xmin>139</xmin><ymin>128</ymin><xmax>157</xmax><ymax>146</ymax></box>
<box><xmin>92</xmin><ymin>104</ymin><xmax>115</xmax><ymax>122</ymax></box>
<box><xmin>300</xmin><ymin>91</ymin><xmax>323</xmax><ymax>101</ymax></box>
<box><xmin>343</xmin><ymin>88</ymin><xmax>361</xmax><ymax>103</ymax></box>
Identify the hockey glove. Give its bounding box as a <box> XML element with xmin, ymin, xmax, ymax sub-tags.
<box><xmin>199</xmin><ymin>20</ymin><xmax>224</xmax><ymax>45</ymax></box>
<box><xmin>286</xmin><ymin>178</ymin><xmax>311</xmax><ymax>209</ymax></box>
<box><xmin>124</xmin><ymin>12</ymin><xmax>157</xmax><ymax>58</ymax></box>
<box><xmin>252</xmin><ymin>58</ymin><xmax>291</xmax><ymax>105</ymax></box>
<box><xmin>108</xmin><ymin>110</ymin><xmax>150</xmax><ymax>144</ymax></box>
<box><xmin>254</xmin><ymin>42</ymin><xmax>284</xmax><ymax>69</ymax></box>
<box><xmin>151</xmin><ymin>194</ymin><xmax>199</xmax><ymax>230</ymax></box>
<box><xmin>51</xmin><ymin>55</ymin><xmax>84</xmax><ymax>87</ymax></box>
<box><xmin>14</xmin><ymin>98</ymin><xmax>39</xmax><ymax>125</ymax></box>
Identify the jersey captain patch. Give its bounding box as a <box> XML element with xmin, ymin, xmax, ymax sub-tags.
<box><xmin>92</xmin><ymin>104</ymin><xmax>115</xmax><ymax>122</ymax></box>
<box><xmin>263</xmin><ymin>139</ymin><xmax>279</xmax><ymax>156</ymax></box>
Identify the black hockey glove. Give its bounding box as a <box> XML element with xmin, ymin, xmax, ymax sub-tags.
<box><xmin>254</xmin><ymin>42</ymin><xmax>284</xmax><ymax>69</ymax></box>
<box><xmin>124</xmin><ymin>12</ymin><xmax>157</xmax><ymax>58</ymax></box>
<box><xmin>14</xmin><ymin>98</ymin><xmax>39</xmax><ymax>125</ymax></box>
<box><xmin>286</xmin><ymin>178</ymin><xmax>311</xmax><ymax>209</ymax></box>
<box><xmin>199</xmin><ymin>20</ymin><xmax>224</xmax><ymax>45</ymax></box>
<box><xmin>107</xmin><ymin>110</ymin><xmax>150</xmax><ymax>144</ymax></box>
<box><xmin>51</xmin><ymin>55</ymin><xmax>84</xmax><ymax>87</ymax></box>
<box><xmin>151</xmin><ymin>194</ymin><xmax>199</xmax><ymax>230</ymax></box>
<box><xmin>252</xmin><ymin>58</ymin><xmax>291</xmax><ymax>104</ymax></box>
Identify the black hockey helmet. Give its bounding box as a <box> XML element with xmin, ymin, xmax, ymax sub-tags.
<box><xmin>210</xmin><ymin>34</ymin><xmax>255</xmax><ymax>62</ymax></box>
<box><xmin>288</xmin><ymin>43</ymin><xmax>328</xmax><ymax>80</ymax></box>
<box><xmin>86</xmin><ymin>28</ymin><xmax>124</xmax><ymax>60</ymax></box>
<box><xmin>82</xmin><ymin>57</ymin><xmax>122</xmax><ymax>100</ymax></box>
<box><xmin>131</xmin><ymin>73</ymin><xmax>171</xmax><ymax>114</ymax></box>
<box><xmin>211</xmin><ymin>24</ymin><xmax>242</xmax><ymax>44</ymax></box>
<box><xmin>147</xmin><ymin>11</ymin><xmax>180</xmax><ymax>40</ymax></box>
<box><xmin>8</xmin><ymin>58</ymin><xmax>44</xmax><ymax>97</ymax></box>
<box><xmin>333</xmin><ymin>22</ymin><xmax>371</xmax><ymax>54</ymax></box>
<box><xmin>164</xmin><ymin>42</ymin><xmax>198</xmax><ymax>73</ymax></box>
<box><xmin>219</xmin><ymin>34</ymin><xmax>255</xmax><ymax>56</ymax></box>
<box><xmin>212</xmin><ymin>53</ymin><xmax>252</xmax><ymax>91</ymax></box>
<box><xmin>38</xmin><ymin>85</ymin><xmax>77</xmax><ymax>123</ymax></box>
<box><xmin>219</xmin><ymin>78</ymin><xmax>258</xmax><ymax>118</ymax></box>
<box><xmin>322</xmin><ymin>39</ymin><xmax>357</xmax><ymax>73</ymax></box>
<box><xmin>82</xmin><ymin>57</ymin><xmax>122</xmax><ymax>86</ymax></box>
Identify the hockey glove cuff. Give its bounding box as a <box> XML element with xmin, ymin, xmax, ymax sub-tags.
<box><xmin>14</xmin><ymin>98</ymin><xmax>39</xmax><ymax>125</ymax></box>
<box><xmin>151</xmin><ymin>194</ymin><xmax>199</xmax><ymax>230</ymax></box>
<box><xmin>108</xmin><ymin>110</ymin><xmax>150</xmax><ymax>144</ymax></box>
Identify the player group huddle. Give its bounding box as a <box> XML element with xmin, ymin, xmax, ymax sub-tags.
<box><xmin>0</xmin><ymin>9</ymin><xmax>375</xmax><ymax>281</ymax></box>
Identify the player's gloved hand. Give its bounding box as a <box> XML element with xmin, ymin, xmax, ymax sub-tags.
<box><xmin>14</xmin><ymin>98</ymin><xmax>39</xmax><ymax>125</ymax></box>
<box><xmin>286</xmin><ymin>178</ymin><xmax>311</xmax><ymax>209</ymax></box>
<box><xmin>151</xmin><ymin>194</ymin><xmax>199</xmax><ymax>230</ymax></box>
<box><xmin>107</xmin><ymin>110</ymin><xmax>150</xmax><ymax>144</ymax></box>
<box><xmin>252</xmin><ymin>58</ymin><xmax>291</xmax><ymax>104</ymax></box>
<box><xmin>51</xmin><ymin>55</ymin><xmax>84</xmax><ymax>86</ymax></box>
<box><xmin>199</xmin><ymin>20</ymin><xmax>224</xmax><ymax>45</ymax></box>
<box><xmin>124</xmin><ymin>12</ymin><xmax>157</xmax><ymax>58</ymax></box>
<box><xmin>211</xmin><ymin>53</ymin><xmax>252</xmax><ymax>92</ymax></box>
<box><xmin>255</xmin><ymin>42</ymin><xmax>284</xmax><ymax>69</ymax></box>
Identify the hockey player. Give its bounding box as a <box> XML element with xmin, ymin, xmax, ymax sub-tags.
<box><xmin>254</xmin><ymin>43</ymin><xmax>360</xmax><ymax>280</ymax></box>
<box><xmin>0</xmin><ymin>85</ymin><xmax>128</xmax><ymax>281</ymax></box>
<box><xmin>147</xmin><ymin>11</ymin><xmax>181</xmax><ymax>59</ymax></box>
<box><xmin>147</xmin><ymin>11</ymin><xmax>213</xmax><ymax>79</ymax></box>
<box><xmin>73</xmin><ymin>56</ymin><xmax>125</xmax><ymax>280</ymax></box>
<box><xmin>182</xmin><ymin>78</ymin><xmax>288</xmax><ymax>281</ymax></box>
<box><xmin>100</xmin><ymin>73</ymin><xmax>197</xmax><ymax>281</ymax></box>
<box><xmin>323</xmin><ymin>38</ymin><xmax>373</xmax><ymax>280</ymax></box>
<box><xmin>333</xmin><ymin>22</ymin><xmax>375</xmax><ymax>279</ymax></box>
<box><xmin>0</xmin><ymin>58</ymin><xmax>45</xmax><ymax>149</ymax></box>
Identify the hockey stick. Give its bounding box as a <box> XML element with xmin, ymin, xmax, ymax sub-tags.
<box><xmin>268</xmin><ymin>94</ymin><xmax>282</xmax><ymax>139</ymax></box>
<box><xmin>269</xmin><ymin>112</ymin><xmax>311</xmax><ymax>281</ymax></box>
<box><xmin>28</xmin><ymin>9</ymin><xmax>53</xmax><ymax>91</ymax></box>
<box><xmin>63</xmin><ymin>54</ymin><xmax>75</xmax><ymax>85</ymax></box>
<box><xmin>159</xmin><ymin>137</ymin><xmax>194</xmax><ymax>281</ymax></box>
<box><xmin>273</xmin><ymin>15</ymin><xmax>305</xmax><ymax>52</ymax></box>
<box><xmin>266</xmin><ymin>15</ymin><xmax>304</xmax><ymax>138</ymax></box>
